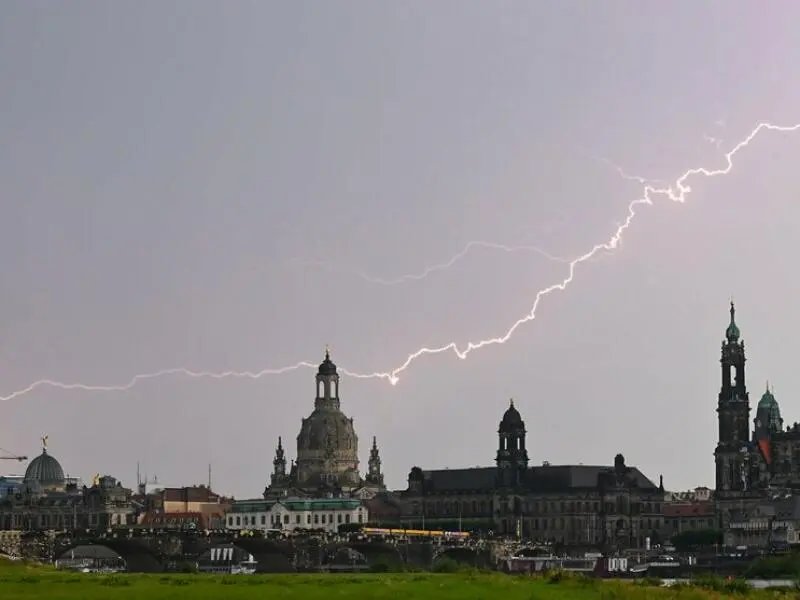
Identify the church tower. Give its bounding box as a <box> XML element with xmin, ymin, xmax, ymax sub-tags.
<box><xmin>496</xmin><ymin>399</ymin><xmax>528</xmax><ymax>487</ymax></box>
<box><xmin>365</xmin><ymin>436</ymin><xmax>384</xmax><ymax>486</ymax></box>
<box><xmin>271</xmin><ymin>436</ymin><xmax>287</xmax><ymax>486</ymax></box>
<box><xmin>294</xmin><ymin>348</ymin><xmax>360</xmax><ymax>491</ymax></box>
<box><xmin>714</xmin><ymin>302</ymin><xmax>751</xmax><ymax>494</ymax></box>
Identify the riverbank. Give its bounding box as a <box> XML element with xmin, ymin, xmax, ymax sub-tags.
<box><xmin>0</xmin><ymin>563</ymin><xmax>797</xmax><ymax>600</ymax></box>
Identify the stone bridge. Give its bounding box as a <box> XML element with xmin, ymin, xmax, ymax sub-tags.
<box><xmin>0</xmin><ymin>530</ymin><xmax>496</xmax><ymax>572</ymax></box>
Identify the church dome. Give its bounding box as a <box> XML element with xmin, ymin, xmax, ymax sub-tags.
<box><xmin>24</xmin><ymin>449</ymin><xmax>65</xmax><ymax>486</ymax></box>
<box><xmin>297</xmin><ymin>407</ymin><xmax>358</xmax><ymax>454</ymax></box>
<box><xmin>500</xmin><ymin>399</ymin><xmax>524</xmax><ymax>430</ymax></box>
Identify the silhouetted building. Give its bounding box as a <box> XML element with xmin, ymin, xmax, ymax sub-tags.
<box><xmin>715</xmin><ymin>303</ymin><xmax>800</xmax><ymax>526</ymax></box>
<box><xmin>263</xmin><ymin>349</ymin><xmax>386</xmax><ymax>499</ymax></box>
<box><xmin>398</xmin><ymin>400</ymin><xmax>664</xmax><ymax>548</ymax></box>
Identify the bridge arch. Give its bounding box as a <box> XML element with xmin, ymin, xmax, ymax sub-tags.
<box><xmin>56</xmin><ymin>541</ymin><xmax>163</xmax><ymax>573</ymax></box>
<box><xmin>227</xmin><ymin>539</ymin><xmax>295</xmax><ymax>573</ymax></box>
<box><xmin>434</xmin><ymin>546</ymin><xmax>480</xmax><ymax>566</ymax></box>
<box><xmin>342</xmin><ymin>542</ymin><xmax>405</xmax><ymax>568</ymax></box>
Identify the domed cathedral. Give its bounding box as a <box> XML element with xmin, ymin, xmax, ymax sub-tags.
<box><xmin>263</xmin><ymin>349</ymin><xmax>387</xmax><ymax>500</ymax></box>
<box><xmin>0</xmin><ymin>437</ymin><xmax>134</xmax><ymax>531</ymax></box>
<box><xmin>399</xmin><ymin>399</ymin><xmax>664</xmax><ymax>549</ymax></box>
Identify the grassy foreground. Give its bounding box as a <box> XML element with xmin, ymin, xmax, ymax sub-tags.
<box><xmin>0</xmin><ymin>561</ymin><xmax>795</xmax><ymax>600</ymax></box>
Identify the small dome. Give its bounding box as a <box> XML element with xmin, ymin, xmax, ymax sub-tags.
<box><xmin>500</xmin><ymin>399</ymin><xmax>524</xmax><ymax>430</ymax></box>
<box><xmin>726</xmin><ymin>302</ymin><xmax>740</xmax><ymax>342</ymax></box>
<box><xmin>758</xmin><ymin>386</ymin><xmax>778</xmax><ymax>408</ymax></box>
<box><xmin>318</xmin><ymin>348</ymin><xmax>337</xmax><ymax>376</ymax></box>
<box><xmin>756</xmin><ymin>383</ymin><xmax>782</xmax><ymax>433</ymax></box>
<box><xmin>24</xmin><ymin>450</ymin><xmax>65</xmax><ymax>485</ymax></box>
<box><xmin>408</xmin><ymin>466</ymin><xmax>424</xmax><ymax>481</ymax></box>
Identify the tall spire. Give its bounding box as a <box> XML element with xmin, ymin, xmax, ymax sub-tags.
<box><xmin>272</xmin><ymin>436</ymin><xmax>287</xmax><ymax>484</ymax></box>
<box><xmin>725</xmin><ymin>301</ymin><xmax>741</xmax><ymax>343</ymax></box>
<box><xmin>366</xmin><ymin>436</ymin><xmax>383</xmax><ymax>486</ymax></box>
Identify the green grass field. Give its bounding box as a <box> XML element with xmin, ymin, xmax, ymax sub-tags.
<box><xmin>0</xmin><ymin>561</ymin><xmax>794</xmax><ymax>600</ymax></box>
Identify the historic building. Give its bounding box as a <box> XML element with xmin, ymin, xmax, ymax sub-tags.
<box><xmin>133</xmin><ymin>484</ymin><xmax>232</xmax><ymax>530</ymax></box>
<box><xmin>226</xmin><ymin>497</ymin><xmax>369</xmax><ymax>534</ymax></box>
<box><xmin>715</xmin><ymin>302</ymin><xmax>800</xmax><ymax>526</ymax></box>
<box><xmin>263</xmin><ymin>349</ymin><xmax>386</xmax><ymax>500</ymax></box>
<box><xmin>0</xmin><ymin>438</ymin><xmax>135</xmax><ymax>531</ymax></box>
<box><xmin>397</xmin><ymin>400</ymin><xmax>664</xmax><ymax>548</ymax></box>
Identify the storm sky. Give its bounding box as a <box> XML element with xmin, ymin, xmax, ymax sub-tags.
<box><xmin>2</xmin><ymin>1</ymin><xmax>800</xmax><ymax>498</ymax></box>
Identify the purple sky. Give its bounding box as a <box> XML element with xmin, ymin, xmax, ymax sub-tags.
<box><xmin>2</xmin><ymin>1</ymin><xmax>800</xmax><ymax>498</ymax></box>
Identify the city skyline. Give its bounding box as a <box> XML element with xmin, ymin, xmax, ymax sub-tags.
<box><xmin>3</xmin><ymin>3</ymin><xmax>800</xmax><ymax>497</ymax></box>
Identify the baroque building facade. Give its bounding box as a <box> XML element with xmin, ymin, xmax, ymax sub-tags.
<box><xmin>0</xmin><ymin>438</ymin><xmax>135</xmax><ymax>531</ymax></box>
<box><xmin>262</xmin><ymin>350</ymin><xmax>386</xmax><ymax>500</ymax></box>
<box><xmin>397</xmin><ymin>401</ymin><xmax>665</xmax><ymax>548</ymax></box>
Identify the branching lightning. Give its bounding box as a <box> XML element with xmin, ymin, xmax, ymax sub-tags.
<box><xmin>296</xmin><ymin>241</ymin><xmax>584</xmax><ymax>286</ymax></box>
<box><xmin>590</xmin><ymin>155</ymin><xmax>667</xmax><ymax>186</ymax></box>
<box><xmin>2</xmin><ymin>121</ymin><xmax>798</xmax><ymax>402</ymax></box>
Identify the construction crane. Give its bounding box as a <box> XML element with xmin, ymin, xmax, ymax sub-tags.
<box><xmin>0</xmin><ymin>447</ymin><xmax>27</xmax><ymax>462</ymax></box>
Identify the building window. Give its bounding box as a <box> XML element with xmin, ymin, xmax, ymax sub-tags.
<box><xmin>228</xmin><ymin>517</ymin><xmax>233</xmax><ymax>526</ymax></box>
<box><xmin>337</xmin><ymin>514</ymin><xmax>343</xmax><ymax>523</ymax></box>
<box><xmin>295</xmin><ymin>515</ymin><xmax>300</xmax><ymax>524</ymax></box>
<box><xmin>306</xmin><ymin>515</ymin><xmax>311</xmax><ymax>524</ymax></box>
<box><xmin>236</xmin><ymin>516</ymin><xmax>241</xmax><ymax>526</ymax></box>
<box><xmin>261</xmin><ymin>515</ymin><xmax>266</xmax><ymax>525</ymax></box>
<box><xmin>358</xmin><ymin>513</ymin><xmax>363</xmax><ymax>523</ymax></box>
<box><xmin>321</xmin><ymin>514</ymin><xmax>326</xmax><ymax>524</ymax></box>
<box><xmin>314</xmin><ymin>514</ymin><xmax>319</xmax><ymax>524</ymax></box>
<box><xmin>283</xmin><ymin>514</ymin><xmax>289</xmax><ymax>524</ymax></box>
<box><xmin>345</xmin><ymin>514</ymin><xmax>351</xmax><ymax>524</ymax></box>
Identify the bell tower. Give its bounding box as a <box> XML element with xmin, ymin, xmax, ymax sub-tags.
<box><xmin>315</xmin><ymin>346</ymin><xmax>340</xmax><ymax>410</ymax></box>
<box><xmin>365</xmin><ymin>436</ymin><xmax>384</xmax><ymax>486</ymax></box>
<box><xmin>714</xmin><ymin>302</ymin><xmax>751</xmax><ymax>494</ymax></box>
<box><xmin>496</xmin><ymin>399</ymin><xmax>528</xmax><ymax>487</ymax></box>
<box><xmin>271</xmin><ymin>436</ymin><xmax>287</xmax><ymax>486</ymax></box>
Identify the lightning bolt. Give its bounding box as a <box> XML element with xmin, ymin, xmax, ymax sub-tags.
<box><xmin>702</xmin><ymin>133</ymin><xmax>724</xmax><ymax>150</ymax></box>
<box><xmin>2</xmin><ymin>121</ymin><xmax>798</xmax><ymax>402</ymax></box>
<box><xmin>295</xmin><ymin>241</ymin><xmax>591</xmax><ymax>286</ymax></box>
<box><xmin>590</xmin><ymin>155</ymin><xmax>667</xmax><ymax>186</ymax></box>
<box><xmin>0</xmin><ymin>364</ymin><xmax>318</xmax><ymax>403</ymax></box>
